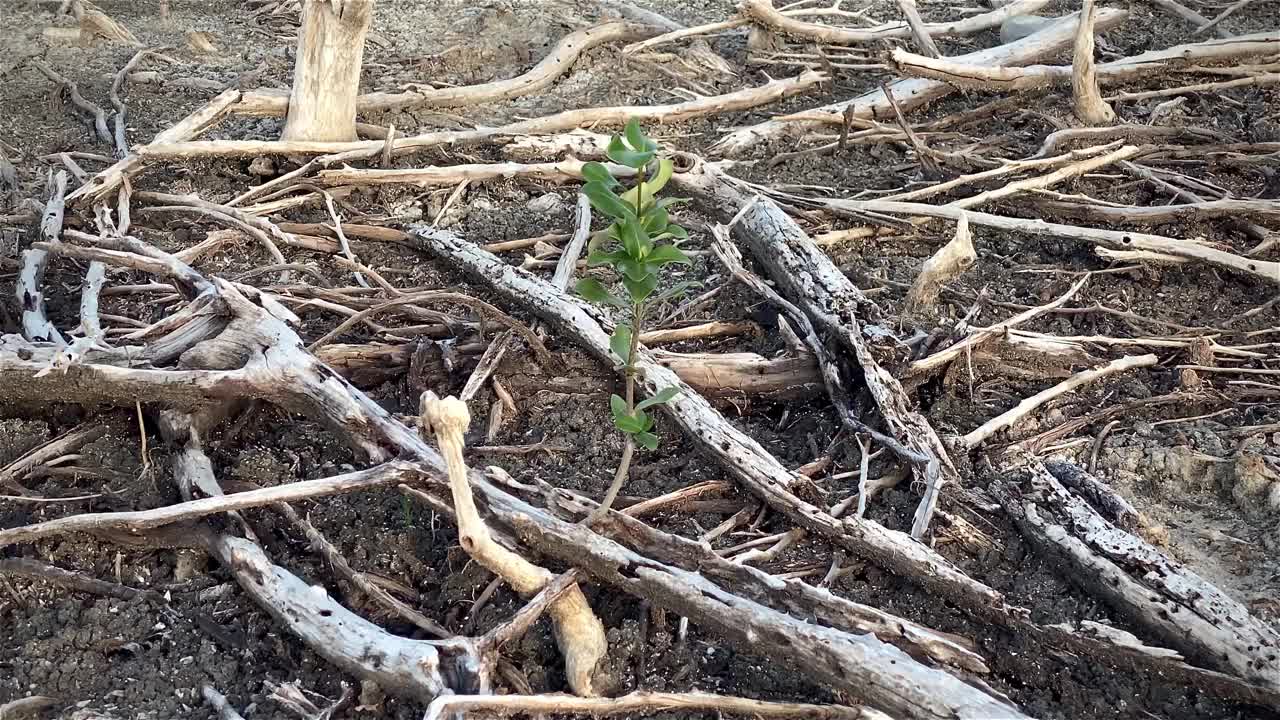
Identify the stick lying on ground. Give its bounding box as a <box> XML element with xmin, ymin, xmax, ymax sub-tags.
<box><xmin>962</xmin><ymin>354</ymin><xmax>1158</xmax><ymax>449</ymax></box>
<box><xmin>676</xmin><ymin>165</ymin><xmax>958</xmax><ymax>540</ymax></box>
<box><xmin>67</xmin><ymin>88</ymin><xmax>244</xmax><ymax>205</ymax></box>
<box><xmin>423</xmin><ymin>692</ymin><xmax>890</xmax><ymax>720</ymax></box>
<box><xmin>17</xmin><ymin>170</ymin><xmax>69</xmax><ymax>346</ymax></box>
<box><xmin>420</xmin><ymin>392</ymin><xmax>608</xmax><ymax>697</ymax></box>
<box><xmin>714</xmin><ymin>9</ymin><xmax>1127</xmax><ymax>155</ymax></box>
<box><xmin>740</xmin><ymin>0</ymin><xmax>1050</xmax><ymax>45</ymax></box>
<box><xmin>890</xmin><ymin>29</ymin><xmax>1280</xmax><ymax>92</ymax></box>
<box><xmin>411</xmin><ymin>225</ymin><xmax>1003</xmax><ymax>609</ymax></box>
<box><xmin>993</xmin><ymin>456</ymin><xmax>1280</xmax><ymax>693</ymax></box>
<box><xmin>235</xmin><ymin>22</ymin><xmax>662</xmax><ymax>115</ymax></box>
<box><xmin>0</xmin><ymin>232</ymin><xmax>1021</xmax><ymax>720</ymax></box>
<box><xmin>137</xmin><ymin>71</ymin><xmax>827</xmax><ymax>163</ymax></box>
<box><xmin>806</xmin><ymin>199</ymin><xmax>1280</xmax><ymax>286</ymax></box>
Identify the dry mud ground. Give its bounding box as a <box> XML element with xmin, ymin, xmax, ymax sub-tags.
<box><xmin>1</xmin><ymin>0</ymin><xmax>1280</xmax><ymax>718</ymax></box>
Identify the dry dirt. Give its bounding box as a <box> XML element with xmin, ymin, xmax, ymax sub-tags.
<box><xmin>2</xmin><ymin>0</ymin><xmax>1279</xmax><ymax>719</ymax></box>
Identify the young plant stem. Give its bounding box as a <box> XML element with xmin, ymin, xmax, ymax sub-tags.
<box><xmin>586</xmin><ymin>300</ymin><xmax>645</xmax><ymax>526</ymax></box>
<box><xmin>586</xmin><ymin>162</ymin><xmax>649</xmax><ymax>526</ymax></box>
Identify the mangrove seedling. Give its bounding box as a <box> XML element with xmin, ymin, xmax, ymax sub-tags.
<box><xmin>575</xmin><ymin>119</ymin><xmax>691</xmax><ymax>524</ymax></box>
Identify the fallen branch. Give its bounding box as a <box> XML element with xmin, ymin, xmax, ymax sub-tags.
<box><xmin>423</xmin><ymin>692</ymin><xmax>888</xmax><ymax>720</ymax></box>
<box><xmin>902</xmin><ymin>275</ymin><xmax>1083</xmax><ymax>382</ymax></box>
<box><xmin>545</xmin><ymin>485</ymin><xmax>991</xmax><ymax>674</ymax></box>
<box><xmin>1038</xmin><ymin>197</ymin><xmax>1280</xmax><ymax>224</ymax></box>
<box><xmin>202</xmin><ymin>685</ymin><xmax>248</xmax><ymax>720</ymax></box>
<box><xmin>420</xmin><ymin>392</ymin><xmax>607</xmax><ymax>696</ymax></box>
<box><xmin>807</xmin><ymin>199</ymin><xmax>1280</xmax><ymax>286</ymax></box>
<box><xmin>355</xmin><ymin>22</ymin><xmax>661</xmax><ymax>113</ymax></box>
<box><xmin>208</xmin><ymin>533</ymin><xmax>466</xmax><ymax>703</ymax></box>
<box><xmin>950</xmin><ymin>145</ymin><xmax>1140</xmax><ymax>209</ymax></box>
<box><xmin>315</xmin><ymin>159</ymin><xmax>633</xmax><ymax>188</ymax></box>
<box><xmin>143</xmin><ymin>71</ymin><xmax>827</xmax><ymax>162</ymax></box>
<box><xmin>676</xmin><ymin>166</ymin><xmax>959</xmax><ymax>539</ymax></box>
<box><xmin>68</xmin><ymin>88</ymin><xmax>243</xmax><ymax>205</ymax></box>
<box><xmin>0</xmin><ymin>462</ymin><xmax>421</xmax><ymax>548</ymax></box>
<box><xmin>412</xmin><ymin>226</ymin><xmax>1006</xmax><ymax>610</ymax></box>
<box><xmin>889</xmin><ymin>29</ymin><xmax>1280</xmax><ymax>92</ymax></box>
<box><xmin>108</xmin><ymin>48</ymin><xmax>154</xmax><ymax>157</ymax></box>
<box><xmin>993</xmin><ymin>457</ymin><xmax>1280</xmax><ymax>692</ymax></box>
<box><xmin>714</xmin><ymin>9</ymin><xmax>1127</xmax><ymax>155</ymax></box>
<box><xmin>740</xmin><ymin>0</ymin><xmax>1051</xmax><ymax>45</ymax></box>
<box><xmin>17</xmin><ymin>170</ymin><xmax>70</xmax><ymax>346</ymax></box>
<box><xmin>0</xmin><ymin>422</ymin><xmax>109</xmax><ymax>492</ymax></box>
<box><xmin>963</xmin><ymin>354</ymin><xmax>1158</xmax><ymax>449</ymax></box>
<box><xmin>30</xmin><ymin>58</ymin><xmax>112</xmax><ymax>146</ymax></box>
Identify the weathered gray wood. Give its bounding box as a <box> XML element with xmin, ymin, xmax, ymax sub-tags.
<box><xmin>0</xmin><ymin>234</ymin><xmax>1026</xmax><ymax>720</ymax></box>
<box><xmin>282</xmin><ymin>0</ymin><xmax>374</xmax><ymax>141</ymax></box>
<box><xmin>993</xmin><ymin>457</ymin><xmax>1280</xmax><ymax>693</ymax></box>
<box><xmin>676</xmin><ymin>166</ymin><xmax>958</xmax><ymax>539</ymax></box>
<box><xmin>411</xmin><ymin>225</ymin><xmax>1003</xmax><ymax>608</ymax></box>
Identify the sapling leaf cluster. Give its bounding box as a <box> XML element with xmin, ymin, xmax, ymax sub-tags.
<box><xmin>575</xmin><ymin>119</ymin><xmax>690</xmax><ymax>521</ymax></box>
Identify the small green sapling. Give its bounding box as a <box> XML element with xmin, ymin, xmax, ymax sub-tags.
<box><xmin>575</xmin><ymin>119</ymin><xmax>691</xmax><ymax>524</ymax></box>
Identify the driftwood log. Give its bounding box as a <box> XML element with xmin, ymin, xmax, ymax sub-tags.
<box><xmin>993</xmin><ymin>457</ymin><xmax>1280</xmax><ymax>693</ymax></box>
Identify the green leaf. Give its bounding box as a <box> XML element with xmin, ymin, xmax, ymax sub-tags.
<box><xmin>581</xmin><ymin>161</ymin><xmax>619</xmax><ymax>188</ymax></box>
<box><xmin>645</xmin><ymin>244</ymin><xmax>692</xmax><ymax>267</ymax></box>
<box><xmin>655</xmin><ymin>196</ymin><xmax>691</xmax><ymax>209</ymax></box>
<box><xmin>635</xmin><ymin>431</ymin><xmax>659</xmax><ymax>450</ymax></box>
<box><xmin>624</xmin><ymin>118</ymin><xmax>657</xmax><ymax>153</ymax></box>
<box><xmin>606</xmin><ymin>136</ymin><xmax>655</xmax><ymax>169</ymax></box>
<box><xmin>615</xmin><ymin>413</ymin><xmax>647</xmax><ymax>434</ymax></box>
<box><xmin>576</xmin><ymin>278</ymin><xmax>627</xmax><ymax>308</ymax></box>
<box><xmin>587</xmin><ymin>249</ymin><xmax>629</xmax><ymax>268</ymax></box>
<box><xmin>665</xmin><ymin>224</ymin><xmax>689</xmax><ymax>240</ymax></box>
<box><xmin>583</xmin><ymin>182</ymin><xmax>635</xmax><ymax>220</ymax></box>
<box><xmin>623</xmin><ymin>272</ymin><xmax>659</xmax><ymax>303</ymax></box>
<box><xmin>618</xmin><ymin>256</ymin><xmax>651</xmax><ymax>283</ymax></box>
<box><xmin>636</xmin><ymin>386</ymin><xmax>680</xmax><ymax>411</ymax></box>
<box><xmin>647</xmin><ymin>157</ymin><xmax>674</xmax><ymax>194</ymax></box>
<box><xmin>610</xmin><ymin>324</ymin><xmax>632</xmax><ymax>364</ymax></box>
<box><xmin>642</xmin><ymin>205</ymin><xmax>669</xmax><ymax>234</ymax></box>
<box><xmin>620</xmin><ymin>217</ymin><xmax>650</xmax><ymax>259</ymax></box>
<box><xmin>610</xmin><ymin>393</ymin><xmax>627</xmax><ymax>420</ymax></box>
<box><xmin>620</xmin><ymin>157</ymin><xmax>673</xmax><ymax>210</ymax></box>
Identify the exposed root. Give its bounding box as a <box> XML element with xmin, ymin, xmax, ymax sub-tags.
<box><xmin>420</xmin><ymin>392</ymin><xmax>608</xmax><ymax>696</ymax></box>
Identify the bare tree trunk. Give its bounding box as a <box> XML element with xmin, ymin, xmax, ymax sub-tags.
<box><xmin>282</xmin><ymin>0</ymin><xmax>374</xmax><ymax>142</ymax></box>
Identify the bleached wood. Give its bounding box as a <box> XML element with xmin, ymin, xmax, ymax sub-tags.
<box><xmin>903</xmin><ymin>212</ymin><xmax>975</xmax><ymax>315</ymax></box>
<box><xmin>412</xmin><ymin>226</ymin><xmax>1005</xmax><ymax>609</ymax></box>
<box><xmin>1071</xmin><ymin>0</ymin><xmax>1116</xmax><ymax>125</ymax></box>
<box><xmin>714</xmin><ymin>9</ymin><xmax>1127</xmax><ymax>155</ymax></box>
<box><xmin>282</xmin><ymin>0</ymin><xmax>374</xmax><ymax>142</ymax></box>
<box><xmin>891</xmin><ymin>30</ymin><xmax>1280</xmax><ymax>91</ymax></box>
<box><xmin>740</xmin><ymin>0</ymin><xmax>1051</xmax><ymax>44</ymax></box>
<box><xmin>994</xmin><ymin>457</ymin><xmax>1280</xmax><ymax>692</ymax></box>
<box><xmin>808</xmin><ymin>199</ymin><xmax>1280</xmax><ymax>286</ymax></box>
